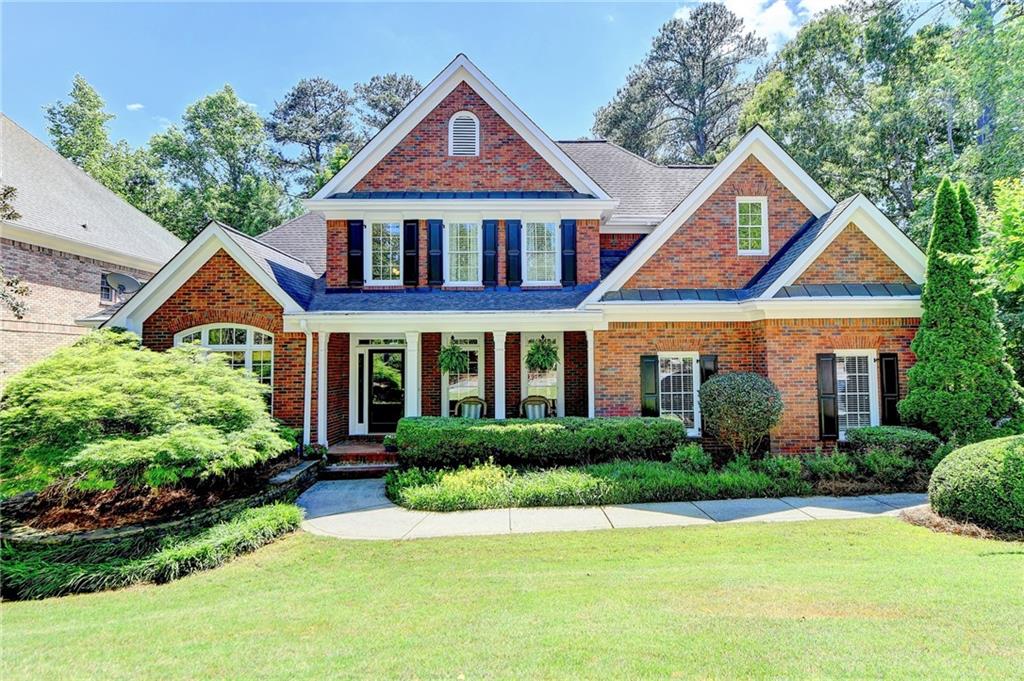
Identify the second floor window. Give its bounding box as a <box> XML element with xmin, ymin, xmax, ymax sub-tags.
<box><xmin>445</xmin><ymin>221</ymin><xmax>482</xmax><ymax>285</ymax></box>
<box><xmin>736</xmin><ymin>197</ymin><xmax>768</xmax><ymax>255</ymax></box>
<box><xmin>523</xmin><ymin>221</ymin><xmax>559</xmax><ymax>285</ymax></box>
<box><xmin>368</xmin><ymin>221</ymin><xmax>402</xmax><ymax>284</ymax></box>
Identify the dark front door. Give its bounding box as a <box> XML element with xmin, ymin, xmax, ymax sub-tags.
<box><xmin>368</xmin><ymin>349</ymin><xmax>404</xmax><ymax>433</ymax></box>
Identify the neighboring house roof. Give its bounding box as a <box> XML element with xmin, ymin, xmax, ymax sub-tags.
<box><xmin>1</xmin><ymin>114</ymin><xmax>182</xmax><ymax>269</ymax></box>
<box><xmin>557</xmin><ymin>141</ymin><xmax>711</xmax><ymax>226</ymax></box>
<box><xmin>258</xmin><ymin>211</ymin><xmax>327</xmax><ymax>276</ymax></box>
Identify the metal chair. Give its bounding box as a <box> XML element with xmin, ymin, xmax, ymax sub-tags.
<box><xmin>519</xmin><ymin>395</ymin><xmax>553</xmax><ymax>419</ymax></box>
<box><xmin>455</xmin><ymin>395</ymin><xmax>487</xmax><ymax>419</ymax></box>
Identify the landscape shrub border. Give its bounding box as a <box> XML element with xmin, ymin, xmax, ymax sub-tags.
<box><xmin>928</xmin><ymin>435</ymin><xmax>1024</xmax><ymax>533</ymax></box>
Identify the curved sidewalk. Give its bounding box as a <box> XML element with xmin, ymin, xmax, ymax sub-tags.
<box><xmin>297</xmin><ymin>479</ymin><xmax>928</xmax><ymax>541</ymax></box>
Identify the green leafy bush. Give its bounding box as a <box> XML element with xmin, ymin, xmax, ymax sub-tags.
<box><xmin>394</xmin><ymin>417</ymin><xmax>688</xmax><ymax>469</ymax></box>
<box><xmin>754</xmin><ymin>454</ymin><xmax>803</xmax><ymax>483</ymax></box>
<box><xmin>0</xmin><ymin>502</ymin><xmax>302</xmax><ymax>600</ymax></box>
<box><xmin>698</xmin><ymin>373</ymin><xmax>784</xmax><ymax>455</ymax></box>
<box><xmin>857</xmin><ymin>449</ymin><xmax>917</xmax><ymax>486</ymax></box>
<box><xmin>928</xmin><ymin>435</ymin><xmax>1024</xmax><ymax>533</ymax></box>
<box><xmin>845</xmin><ymin>426</ymin><xmax>941</xmax><ymax>461</ymax></box>
<box><xmin>670</xmin><ymin>443</ymin><xmax>712</xmax><ymax>474</ymax></box>
<box><xmin>801</xmin><ymin>448</ymin><xmax>857</xmax><ymax>481</ymax></box>
<box><xmin>0</xmin><ymin>330</ymin><xmax>293</xmax><ymax>496</ymax></box>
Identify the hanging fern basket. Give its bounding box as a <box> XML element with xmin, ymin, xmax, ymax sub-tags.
<box><xmin>438</xmin><ymin>339</ymin><xmax>470</xmax><ymax>375</ymax></box>
<box><xmin>525</xmin><ymin>336</ymin><xmax>559</xmax><ymax>373</ymax></box>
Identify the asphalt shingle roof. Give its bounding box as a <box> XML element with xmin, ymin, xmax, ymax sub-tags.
<box><xmin>306</xmin><ymin>282</ymin><xmax>597</xmax><ymax>313</ymax></box>
<box><xmin>217</xmin><ymin>223</ymin><xmax>318</xmax><ymax>308</ymax></box>
<box><xmin>258</xmin><ymin>212</ymin><xmax>327</xmax><ymax>276</ymax></box>
<box><xmin>1</xmin><ymin>114</ymin><xmax>183</xmax><ymax>265</ymax></box>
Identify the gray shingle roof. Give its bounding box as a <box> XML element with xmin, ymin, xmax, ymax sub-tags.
<box><xmin>217</xmin><ymin>223</ymin><xmax>318</xmax><ymax>307</ymax></box>
<box><xmin>258</xmin><ymin>212</ymin><xmax>327</xmax><ymax>276</ymax></box>
<box><xmin>557</xmin><ymin>140</ymin><xmax>711</xmax><ymax>221</ymax></box>
<box><xmin>1</xmin><ymin>114</ymin><xmax>182</xmax><ymax>266</ymax></box>
<box><xmin>306</xmin><ymin>282</ymin><xmax>596</xmax><ymax>312</ymax></box>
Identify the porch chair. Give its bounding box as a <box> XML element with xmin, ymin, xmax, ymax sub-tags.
<box><xmin>519</xmin><ymin>395</ymin><xmax>553</xmax><ymax>420</ymax></box>
<box><xmin>455</xmin><ymin>395</ymin><xmax>487</xmax><ymax>419</ymax></box>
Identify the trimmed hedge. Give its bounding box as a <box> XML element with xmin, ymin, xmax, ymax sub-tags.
<box><xmin>845</xmin><ymin>426</ymin><xmax>941</xmax><ymax>461</ymax></box>
<box><xmin>928</xmin><ymin>435</ymin><xmax>1024</xmax><ymax>533</ymax></box>
<box><xmin>394</xmin><ymin>417</ymin><xmax>689</xmax><ymax>469</ymax></box>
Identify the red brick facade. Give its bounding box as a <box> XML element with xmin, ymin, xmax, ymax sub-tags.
<box><xmin>627</xmin><ymin>157</ymin><xmax>813</xmax><ymax>289</ymax></box>
<box><xmin>326</xmin><ymin>219</ymin><xmax>347</xmax><ymax>288</ymax></box>
<box><xmin>795</xmin><ymin>223</ymin><xmax>914</xmax><ymax>285</ymax></box>
<box><xmin>326</xmin><ymin>333</ymin><xmax>349</xmax><ymax>444</ymax></box>
<box><xmin>600</xmin><ymin>233</ymin><xmax>646</xmax><ymax>251</ymax></box>
<box><xmin>354</xmin><ymin>82</ymin><xmax>573</xmax><ymax>193</ymax></box>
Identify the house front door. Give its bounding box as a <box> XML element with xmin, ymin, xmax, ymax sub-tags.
<box><xmin>368</xmin><ymin>349</ymin><xmax>404</xmax><ymax>433</ymax></box>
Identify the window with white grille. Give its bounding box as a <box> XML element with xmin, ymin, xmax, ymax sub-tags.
<box><xmin>367</xmin><ymin>222</ymin><xmax>402</xmax><ymax>284</ymax></box>
<box><xmin>448</xmin><ymin>111</ymin><xmax>479</xmax><ymax>156</ymax></box>
<box><xmin>444</xmin><ymin>222</ymin><xmax>482</xmax><ymax>285</ymax></box>
<box><xmin>658</xmin><ymin>354</ymin><xmax>699</xmax><ymax>432</ymax></box>
<box><xmin>523</xmin><ymin>221</ymin><xmax>559</xmax><ymax>285</ymax></box>
<box><xmin>736</xmin><ymin>197</ymin><xmax>768</xmax><ymax>255</ymax></box>
<box><xmin>173</xmin><ymin>325</ymin><xmax>274</xmax><ymax>392</ymax></box>
<box><xmin>836</xmin><ymin>353</ymin><xmax>874</xmax><ymax>436</ymax></box>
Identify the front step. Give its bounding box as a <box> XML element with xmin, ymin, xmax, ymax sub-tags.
<box><xmin>320</xmin><ymin>463</ymin><xmax>398</xmax><ymax>480</ymax></box>
<box><xmin>327</xmin><ymin>442</ymin><xmax>397</xmax><ymax>466</ymax></box>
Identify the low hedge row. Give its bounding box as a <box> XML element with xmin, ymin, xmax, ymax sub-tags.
<box><xmin>929</xmin><ymin>435</ymin><xmax>1024</xmax><ymax>533</ymax></box>
<box><xmin>845</xmin><ymin>426</ymin><xmax>941</xmax><ymax>461</ymax></box>
<box><xmin>394</xmin><ymin>417</ymin><xmax>690</xmax><ymax>468</ymax></box>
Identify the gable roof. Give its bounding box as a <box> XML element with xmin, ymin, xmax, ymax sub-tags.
<box><xmin>309</xmin><ymin>54</ymin><xmax>611</xmax><ymax>202</ymax></box>
<box><xmin>557</xmin><ymin>140</ymin><xmax>711</xmax><ymax>226</ymax></box>
<box><xmin>1</xmin><ymin>114</ymin><xmax>182</xmax><ymax>269</ymax></box>
<box><xmin>258</xmin><ymin>211</ymin><xmax>327</xmax><ymax>276</ymax></box>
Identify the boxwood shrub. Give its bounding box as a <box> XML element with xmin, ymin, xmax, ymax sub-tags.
<box><xmin>928</xmin><ymin>435</ymin><xmax>1024</xmax><ymax>533</ymax></box>
<box><xmin>394</xmin><ymin>417</ymin><xmax>689</xmax><ymax>469</ymax></box>
<box><xmin>845</xmin><ymin>426</ymin><xmax>941</xmax><ymax>461</ymax></box>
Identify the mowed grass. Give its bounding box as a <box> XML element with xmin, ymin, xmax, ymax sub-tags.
<box><xmin>3</xmin><ymin>518</ymin><xmax>1022</xmax><ymax>679</ymax></box>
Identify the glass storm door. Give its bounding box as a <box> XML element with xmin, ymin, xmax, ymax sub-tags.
<box><xmin>368</xmin><ymin>349</ymin><xmax>404</xmax><ymax>433</ymax></box>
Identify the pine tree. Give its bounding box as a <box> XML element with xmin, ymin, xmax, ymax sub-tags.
<box><xmin>899</xmin><ymin>178</ymin><xmax>1023</xmax><ymax>442</ymax></box>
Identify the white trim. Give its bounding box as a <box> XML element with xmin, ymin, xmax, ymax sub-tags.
<box><xmin>440</xmin><ymin>332</ymin><xmax>486</xmax><ymax>416</ymax></box>
<box><xmin>594</xmin><ymin>298</ymin><xmax>922</xmax><ymax>322</ymax></box>
<box><xmin>494</xmin><ymin>330</ymin><xmax>507</xmax><ymax>420</ymax></box>
<box><xmin>364</xmin><ymin>220</ymin><xmax>405</xmax><ymax>287</ymax></box>
<box><xmin>404</xmin><ymin>331</ymin><xmax>421</xmax><ymax>418</ymax></box>
<box><xmin>303</xmin><ymin>329</ymin><xmax>312</xmax><ymax>446</ymax></box>
<box><xmin>601</xmin><ymin>222</ymin><xmax>657</xmax><ymax>235</ymax></box>
<box><xmin>317</xmin><ymin>331</ymin><xmax>328</xmax><ymax>446</ymax></box>
<box><xmin>736</xmin><ymin>196</ymin><xmax>769</xmax><ymax>256</ymax></box>
<box><xmin>585</xmin><ymin>329</ymin><xmax>595</xmax><ymax>419</ymax></box>
<box><xmin>305</xmin><ymin>198</ymin><xmax>615</xmax><ymax>220</ymax></box>
<box><xmin>760</xmin><ymin>195</ymin><xmax>926</xmax><ymax>299</ymax></box>
<box><xmin>309</xmin><ymin>55</ymin><xmax>611</xmax><ymax>201</ymax></box>
<box><xmin>448</xmin><ymin>110</ymin><xmax>480</xmax><ymax>156</ymax></box>
<box><xmin>348</xmin><ymin>334</ymin><xmax>409</xmax><ymax>436</ymax></box>
<box><xmin>520</xmin><ymin>331</ymin><xmax>564</xmax><ymax>417</ymax></box>
<box><xmin>443</xmin><ymin>219</ymin><xmax>484</xmax><ymax>286</ymax></box>
<box><xmin>1</xmin><ymin>220</ymin><xmax>171</xmax><ymax>272</ymax></box>
<box><xmin>656</xmin><ymin>351</ymin><xmax>701</xmax><ymax>437</ymax></box>
<box><xmin>585</xmin><ymin>126</ymin><xmax>836</xmax><ymax>303</ymax></box>
<box><xmin>104</xmin><ymin>221</ymin><xmax>305</xmax><ymax>332</ymax></box>
<box><xmin>834</xmin><ymin>349</ymin><xmax>880</xmax><ymax>440</ymax></box>
<box><xmin>286</xmin><ymin>310</ymin><xmax>606</xmax><ymax>334</ymax></box>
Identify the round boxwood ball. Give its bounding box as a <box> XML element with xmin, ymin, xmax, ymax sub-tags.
<box><xmin>928</xmin><ymin>435</ymin><xmax>1024</xmax><ymax>533</ymax></box>
<box><xmin>698</xmin><ymin>372</ymin><xmax>784</xmax><ymax>456</ymax></box>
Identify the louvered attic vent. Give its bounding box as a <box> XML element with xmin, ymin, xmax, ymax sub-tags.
<box><xmin>449</xmin><ymin>112</ymin><xmax>479</xmax><ymax>156</ymax></box>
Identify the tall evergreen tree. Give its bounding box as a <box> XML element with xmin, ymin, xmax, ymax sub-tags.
<box><xmin>899</xmin><ymin>178</ymin><xmax>1023</xmax><ymax>442</ymax></box>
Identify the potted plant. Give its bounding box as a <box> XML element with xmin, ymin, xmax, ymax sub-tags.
<box><xmin>525</xmin><ymin>335</ymin><xmax>559</xmax><ymax>373</ymax></box>
<box><xmin>438</xmin><ymin>337</ymin><xmax>470</xmax><ymax>375</ymax></box>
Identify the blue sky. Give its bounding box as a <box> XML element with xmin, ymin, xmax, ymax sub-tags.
<box><xmin>2</xmin><ymin>1</ymin><xmax>841</xmax><ymax>149</ymax></box>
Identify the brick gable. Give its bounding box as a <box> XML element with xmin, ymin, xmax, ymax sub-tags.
<box><xmin>795</xmin><ymin>223</ymin><xmax>914</xmax><ymax>285</ymax></box>
<box><xmin>625</xmin><ymin>157</ymin><xmax>813</xmax><ymax>289</ymax></box>
<box><xmin>353</xmin><ymin>82</ymin><xmax>574</xmax><ymax>193</ymax></box>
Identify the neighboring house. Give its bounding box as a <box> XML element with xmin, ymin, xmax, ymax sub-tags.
<box><xmin>0</xmin><ymin>114</ymin><xmax>183</xmax><ymax>380</ymax></box>
<box><xmin>105</xmin><ymin>55</ymin><xmax>925</xmax><ymax>453</ymax></box>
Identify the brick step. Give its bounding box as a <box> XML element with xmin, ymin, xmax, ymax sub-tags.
<box><xmin>319</xmin><ymin>463</ymin><xmax>398</xmax><ymax>480</ymax></box>
<box><xmin>328</xmin><ymin>451</ymin><xmax>398</xmax><ymax>465</ymax></box>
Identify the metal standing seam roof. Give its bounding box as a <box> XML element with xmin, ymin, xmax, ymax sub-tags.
<box><xmin>1</xmin><ymin>114</ymin><xmax>183</xmax><ymax>264</ymax></box>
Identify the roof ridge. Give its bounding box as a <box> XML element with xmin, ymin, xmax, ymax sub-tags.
<box><xmin>257</xmin><ymin>210</ymin><xmax>320</xmax><ymax>239</ymax></box>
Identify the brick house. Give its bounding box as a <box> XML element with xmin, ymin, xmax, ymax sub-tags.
<box><xmin>1</xmin><ymin>114</ymin><xmax>183</xmax><ymax>381</ymax></box>
<box><xmin>105</xmin><ymin>55</ymin><xmax>925</xmax><ymax>453</ymax></box>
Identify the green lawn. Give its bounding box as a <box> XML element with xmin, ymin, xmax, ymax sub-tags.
<box><xmin>3</xmin><ymin>519</ymin><xmax>1021</xmax><ymax>679</ymax></box>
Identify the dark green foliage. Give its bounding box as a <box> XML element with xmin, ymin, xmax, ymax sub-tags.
<box><xmin>845</xmin><ymin>426</ymin><xmax>941</xmax><ymax>461</ymax></box>
<box><xmin>928</xmin><ymin>435</ymin><xmax>1024</xmax><ymax>533</ymax></box>
<box><xmin>698</xmin><ymin>373</ymin><xmax>784</xmax><ymax>456</ymax></box>
<box><xmin>801</xmin><ymin>449</ymin><xmax>857</xmax><ymax>481</ymax></box>
<box><xmin>394</xmin><ymin>417</ymin><xmax>688</xmax><ymax>469</ymax></box>
<box><xmin>670</xmin><ymin>443</ymin><xmax>713</xmax><ymax>474</ymax></box>
<box><xmin>386</xmin><ymin>459</ymin><xmax>811</xmax><ymax>512</ymax></box>
<box><xmin>524</xmin><ymin>336</ymin><xmax>559</xmax><ymax>372</ymax></box>
<box><xmin>1</xmin><ymin>503</ymin><xmax>301</xmax><ymax>600</ymax></box>
<box><xmin>754</xmin><ymin>454</ymin><xmax>804</xmax><ymax>484</ymax></box>
<box><xmin>437</xmin><ymin>341</ymin><xmax>470</xmax><ymax>375</ymax></box>
<box><xmin>857</xmin><ymin>449</ymin><xmax>917</xmax><ymax>486</ymax></box>
<box><xmin>900</xmin><ymin>179</ymin><xmax>1024</xmax><ymax>442</ymax></box>
<box><xmin>0</xmin><ymin>330</ymin><xmax>292</xmax><ymax>496</ymax></box>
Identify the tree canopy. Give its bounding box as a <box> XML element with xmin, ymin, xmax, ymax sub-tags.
<box><xmin>354</xmin><ymin>73</ymin><xmax>422</xmax><ymax>133</ymax></box>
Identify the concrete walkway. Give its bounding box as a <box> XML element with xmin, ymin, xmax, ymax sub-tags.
<box><xmin>297</xmin><ymin>479</ymin><xmax>928</xmax><ymax>541</ymax></box>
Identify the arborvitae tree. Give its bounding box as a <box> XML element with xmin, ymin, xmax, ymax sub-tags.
<box><xmin>899</xmin><ymin>178</ymin><xmax>1023</xmax><ymax>442</ymax></box>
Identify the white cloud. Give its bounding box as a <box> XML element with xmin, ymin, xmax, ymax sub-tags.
<box><xmin>797</xmin><ymin>0</ymin><xmax>846</xmax><ymax>17</ymax></box>
<box><xmin>126</xmin><ymin>103</ymin><xmax>144</xmax><ymax>111</ymax></box>
<box><xmin>722</xmin><ymin>0</ymin><xmax>800</xmax><ymax>48</ymax></box>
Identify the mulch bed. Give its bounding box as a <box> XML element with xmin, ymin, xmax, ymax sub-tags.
<box><xmin>901</xmin><ymin>505</ymin><xmax>1024</xmax><ymax>543</ymax></box>
<box><xmin>9</xmin><ymin>454</ymin><xmax>302</xmax><ymax>534</ymax></box>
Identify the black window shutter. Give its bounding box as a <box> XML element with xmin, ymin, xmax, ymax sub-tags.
<box><xmin>427</xmin><ymin>219</ymin><xmax>444</xmax><ymax>286</ymax></box>
<box><xmin>641</xmin><ymin>355</ymin><xmax>660</xmax><ymax>417</ymax></box>
<box><xmin>403</xmin><ymin>219</ymin><xmax>419</xmax><ymax>287</ymax></box>
<box><xmin>506</xmin><ymin>219</ymin><xmax>522</xmax><ymax>286</ymax></box>
<box><xmin>347</xmin><ymin>220</ymin><xmax>364</xmax><ymax>287</ymax></box>
<box><xmin>699</xmin><ymin>355</ymin><xmax>719</xmax><ymax>384</ymax></box>
<box><xmin>482</xmin><ymin>219</ymin><xmax>498</xmax><ymax>286</ymax></box>
<box><xmin>879</xmin><ymin>353</ymin><xmax>901</xmax><ymax>425</ymax></box>
<box><xmin>560</xmin><ymin>219</ymin><xmax>577</xmax><ymax>286</ymax></box>
<box><xmin>816</xmin><ymin>353</ymin><xmax>839</xmax><ymax>439</ymax></box>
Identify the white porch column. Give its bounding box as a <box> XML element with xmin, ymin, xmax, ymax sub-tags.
<box><xmin>302</xmin><ymin>330</ymin><xmax>312</xmax><ymax>446</ymax></box>
<box><xmin>317</xmin><ymin>331</ymin><xmax>329</xmax><ymax>445</ymax></box>
<box><xmin>493</xmin><ymin>331</ymin><xmax>507</xmax><ymax>420</ymax></box>
<box><xmin>404</xmin><ymin>331</ymin><xmax>421</xmax><ymax>417</ymax></box>
<box><xmin>586</xmin><ymin>329</ymin><xmax>596</xmax><ymax>419</ymax></box>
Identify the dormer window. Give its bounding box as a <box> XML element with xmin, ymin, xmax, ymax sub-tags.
<box><xmin>448</xmin><ymin>111</ymin><xmax>479</xmax><ymax>156</ymax></box>
<box><xmin>736</xmin><ymin>197</ymin><xmax>768</xmax><ymax>255</ymax></box>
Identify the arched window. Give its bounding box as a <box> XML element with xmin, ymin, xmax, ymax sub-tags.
<box><xmin>448</xmin><ymin>111</ymin><xmax>479</xmax><ymax>156</ymax></box>
<box><xmin>174</xmin><ymin>324</ymin><xmax>274</xmax><ymax>388</ymax></box>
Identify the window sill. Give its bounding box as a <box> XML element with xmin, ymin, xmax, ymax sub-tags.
<box><xmin>520</xmin><ymin>283</ymin><xmax>562</xmax><ymax>290</ymax></box>
<box><xmin>737</xmin><ymin>251</ymin><xmax>769</xmax><ymax>257</ymax></box>
<box><xmin>441</xmin><ymin>285</ymin><xmax>485</xmax><ymax>291</ymax></box>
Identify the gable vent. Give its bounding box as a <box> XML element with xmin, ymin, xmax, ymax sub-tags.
<box><xmin>448</xmin><ymin>111</ymin><xmax>479</xmax><ymax>156</ymax></box>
